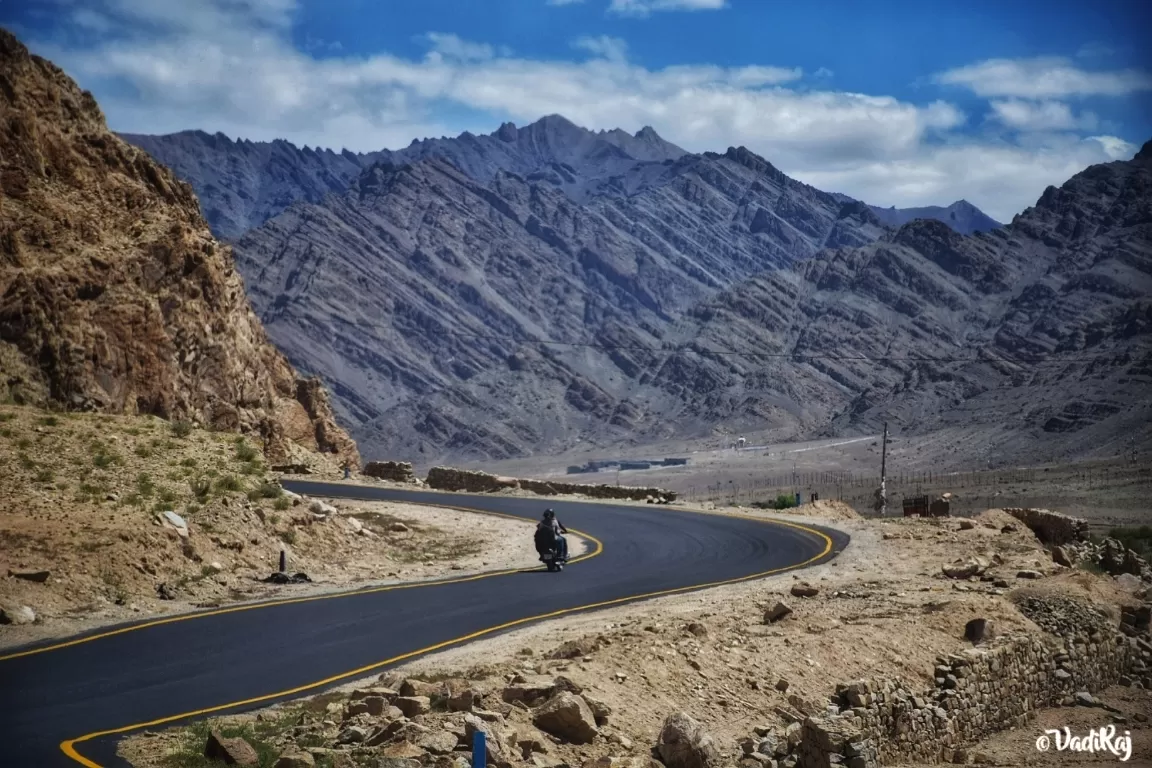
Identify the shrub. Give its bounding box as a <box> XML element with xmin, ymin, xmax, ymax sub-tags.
<box><xmin>136</xmin><ymin>472</ymin><xmax>155</xmax><ymax>497</ymax></box>
<box><xmin>273</xmin><ymin>496</ymin><xmax>291</xmax><ymax>511</ymax></box>
<box><xmin>18</xmin><ymin>453</ymin><xmax>36</xmax><ymax>471</ymax></box>
<box><xmin>92</xmin><ymin>450</ymin><xmax>119</xmax><ymax>469</ymax></box>
<box><xmin>234</xmin><ymin>438</ymin><xmax>258</xmax><ymax>463</ymax></box>
<box><xmin>278</xmin><ymin>530</ymin><xmax>297</xmax><ymax>546</ymax></box>
<box><xmin>35</xmin><ymin>468</ymin><xmax>54</xmax><ymax>484</ymax></box>
<box><xmin>180</xmin><ymin>457</ymin><xmax>198</xmax><ymax>468</ymax></box>
<box><xmin>170</xmin><ymin>420</ymin><xmax>193</xmax><ymax>438</ymax></box>
<box><xmin>38</xmin><ymin>416</ymin><xmax>59</xmax><ymax>427</ymax></box>
<box><xmin>134</xmin><ymin>445</ymin><xmax>152</xmax><ymax>459</ymax></box>
<box><xmin>214</xmin><ymin>475</ymin><xmax>243</xmax><ymax>493</ymax></box>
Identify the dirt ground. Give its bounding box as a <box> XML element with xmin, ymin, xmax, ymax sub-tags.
<box><xmin>0</xmin><ymin>406</ymin><xmax>566</xmax><ymax>650</ymax></box>
<box><xmin>120</xmin><ymin>500</ymin><xmax>1152</xmax><ymax>768</ymax></box>
<box><xmin>464</xmin><ymin>432</ymin><xmax>1152</xmax><ymax>527</ymax></box>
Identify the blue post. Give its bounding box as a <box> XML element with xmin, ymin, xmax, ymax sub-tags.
<box><xmin>472</xmin><ymin>731</ymin><xmax>486</xmax><ymax>768</ymax></box>
<box><xmin>795</xmin><ymin>491</ymin><xmax>801</xmax><ymax>506</ymax></box>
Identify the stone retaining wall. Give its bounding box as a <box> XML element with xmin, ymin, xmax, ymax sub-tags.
<box><xmin>796</xmin><ymin>628</ymin><xmax>1141</xmax><ymax>768</ymax></box>
<box><xmin>1004</xmin><ymin>507</ymin><xmax>1089</xmax><ymax>545</ymax></box>
<box><xmin>424</xmin><ymin>467</ymin><xmax>677</xmax><ymax>503</ymax></box>
<box><xmin>362</xmin><ymin>460</ymin><xmax>419</xmax><ymax>484</ymax></box>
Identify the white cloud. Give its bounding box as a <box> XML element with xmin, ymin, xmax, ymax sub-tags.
<box><xmin>28</xmin><ymin>0</ymin><xmax>1144</xmax><ymax>224</ymax></box>
<box><xmin>546</xmin><ymin>0</ymin><xmax>585</xmax><ymax>5</ymax></box>
<box><xmin>420</xmin><ymin>32</ymin><xmax>501</xmax><ymax>62</ymax></box>
<box><xmin>988</xmin><ymin>99</ymin><xmax>1098</xmax><ymax>132</ymax></box>
<box><xmin>1086</xmin><ymin>135</ymin><xmax>1138</xmax><ymax>160</ymax></box>
<box><xmin>608</xmin><ymin>0</ymin><xmax>727</xmax><ymax>18</ymax></box>
<box><xmin>812</xmin><ymin>67</ymin><xmax>834</xmax><ymax>79</ymax></box>
<box><xmin>936</xmin><ymin>56</ymin><xmax>1152</xmax><ymax>98</ymax></box>
<box><xmin>572</xmin><ymin>35</ymin><xmax>628</xmax><ymax>63</ymax></box>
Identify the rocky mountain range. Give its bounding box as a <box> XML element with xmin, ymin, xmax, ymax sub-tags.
<box><xmin>225</xmin><ymin>121</ymin><xmax>1150</xmax><ymax>464</ymax></box>
<box><xmin>864</xmin><ymin>199</ymin><xmax>1001</xmax><ymax>234</ymax></box>
<box><xmin>122</xmin><ymin>118</ymin><xmax>1000</xmax><ymax>240</ymax></box>
<box><xmin>0</xmin><ymin>29</ymin><xmax>359</xmax><ymax>467</ymax></box>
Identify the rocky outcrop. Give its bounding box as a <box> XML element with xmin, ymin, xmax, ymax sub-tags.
<box><xmin>424</xmin><ymin>467</ymin><xmax>677</xmax><ymax>503</ymax></box>
<box><xmin>0</xmin><ymin>30</ymin><xmax>359</xmax><ymax>468</ymax></box>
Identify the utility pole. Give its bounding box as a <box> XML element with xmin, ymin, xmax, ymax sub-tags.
<box><xmin>880</xmin><ymin>422</ymin><xmax>889</xmax><ymax>517</ymax></box>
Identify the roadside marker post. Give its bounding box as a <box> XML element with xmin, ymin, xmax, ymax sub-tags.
<box><xmin>472</xmin><ymin>731</ymin><xmax>487</xmax><ymax>768</ymax></box>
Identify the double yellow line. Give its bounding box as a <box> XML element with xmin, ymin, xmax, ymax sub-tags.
<box><xmin>2</xmin><ymin>497</ymin><xmax>835</xmax><ymax>767</ymax></box>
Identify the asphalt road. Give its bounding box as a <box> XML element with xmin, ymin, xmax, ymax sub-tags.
<box><xmin>0</xmin><ymin>483</ymin><xmax>849</xmax><ymax>768</ymax></box>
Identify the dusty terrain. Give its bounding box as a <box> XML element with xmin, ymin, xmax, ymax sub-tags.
<box><xmin>0</xmin><ymin>406</ymin><xmax>555</xmax><ymax>650</ymax></box>
<box><xmin>120</xmin><ymin>501</ymin><xmax>1152</xmax><ymax>768</ymax></box>
<box><xmin>470</xmin><ymin>432</ymin><xmax>1152</xmax><ymax>527</ymax></box>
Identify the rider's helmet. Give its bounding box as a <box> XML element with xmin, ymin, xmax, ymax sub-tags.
<box><xmin>544</xmin><ymin>509</ymin><xmax>555</xmax><ymax>519</ymax></box>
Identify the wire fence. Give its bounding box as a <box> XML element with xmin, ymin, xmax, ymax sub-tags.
<box><xmin>680</xmin><ymin>460</ymin><xmax>1152</xmax><ymax>515</ymax></box>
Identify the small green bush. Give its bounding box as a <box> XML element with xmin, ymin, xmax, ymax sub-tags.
<box><xmin>134</xmin><ymin>445</ymin><xmax>153</xmax><ymax>459</ymax></box>
<box><xmin>273</xmin><ymin>496</ymin><xmax>291</xmax><ymax>511</ymax></box>
<box><xmin>234</xmin><ymin>439</ymin><xmax>258</xmax><ymax>463</ymax></box>
<box><xmin>170</xmin><ymin>420</ymin><xmax>194</xmax><ymax>438</ymax></box>
<box><xmin>214</xmin><ymin>475</ymin><xmax>243</xmax><ymax>493</ymax></box>
<box><xmin>38</xmin><ymin>416</ymin><xmax>59</xmax><ymax>427</ymax></box>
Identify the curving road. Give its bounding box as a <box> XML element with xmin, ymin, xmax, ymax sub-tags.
<box><xmin>0</xmin><ymin>483</ymin><xmax>849</xmax><ymax>768</ymax></box>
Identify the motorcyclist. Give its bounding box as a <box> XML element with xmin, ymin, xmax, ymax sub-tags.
<box><xmin>534</xmin><ymin>509</ymin><xmax>569</xmax><ymax>562</ymax></box>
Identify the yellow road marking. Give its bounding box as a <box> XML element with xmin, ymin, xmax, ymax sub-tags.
<box><xmin>26</xmin><ymin>489</ymin><xmax>838</xmax><ymax>767</ymax></box>
<box><xmin>0</xmin><ymin>504</ymin><xmax>600</xmax><ymax>664</ymax></box>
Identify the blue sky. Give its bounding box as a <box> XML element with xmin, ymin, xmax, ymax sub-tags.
<box><xmin>6</xmin><ymin>0</ymin><xmax>1151</xmax><ymax>221</ymax></box>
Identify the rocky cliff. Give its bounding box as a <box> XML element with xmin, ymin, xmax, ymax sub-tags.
<box><xmin>0</xmin><ymin>29</ymin><xmax>360</xmax><ymax>467</ymax></box>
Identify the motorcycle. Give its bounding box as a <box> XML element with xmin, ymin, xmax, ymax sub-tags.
<box><xmin>540</xmin><ymin>543</ymin><xmax>565</xmax><ymax>572</ymax></box>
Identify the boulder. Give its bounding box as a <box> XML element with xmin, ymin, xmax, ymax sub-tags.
<box><xmin>657</xmin><ymin>712</ymin><xmax>721</xmax><ymax>768</ymax></box>
<box><xmin>400</xmin><ymin>679</ymin><xmax>442</xmax><ymax>698</ymax></box>
<box><xmin>0</xmin><ymin>604</ymin><xmax>36</xmax><ymax>625</ymax></box>
<box><xmin>790</xmin><ymin>582</ymin><xmax>819</xmax><ymax>598</ymax></box>
<box><xmin>1016</xmin><ymin>570</ymin><xmax>1044</xmax><ymax>580</ymax></box>
<box><xmin>503</xmin><ymin>681</ymin><xmax>556</xmax><ymax>706</ymax></box>
<box><xmin>1052</xmin><ymin>546</ymin><xmax>1075</xmax><ymax>567</ymax></box>
<box><xmin>448</xmin><ymin>686</ymin><xmax>482</xmax><ymax>712</ymax></box>
<box><xmin>309</xmin><ymin>500</ymin><xmax>337</xmax><ymax>516</ymax></box>
<box><xmin>764</xmin><ymin>602</ymin><xmax>793</xmax><ymax>623</ymax></box>
<box><xmin>336</xmin><ymin>725</ymin><xmax>369</xmax><ymax>744</ymax></box>
<box><xmin>274</xmin><ymin>753</ymin><xmax>315</xmax><ymax>768</ymax></box>
<box><xmin>417</xmin><ymin>729</ymin><xmax>460</xmax><ymax>755</ymax></box>
<box><xmin>395</xmin><ymin>696</ymin><xmax>431</xmax><ymax>717</ymax></box>
<box><xmin>964</xmin><ymin>618</ymin><xmax>995</xmax><ymax>644</ymax></box>
<box><xmin>157</xmin><ymin>510</ymin><xmax>189</xmax><ymax>537</ymax></box>
<box><xmin>581</xmin><ymin>692</ymin><xmax>612</xmax><ymax>725</ymax></box>
<box><xmin>464</xmin><ymin>714</ymin><xmax>513</xmax><ymax>766</ymax></box>
<box><xmin>958</xmin><ymin>520</ymin><xmax>975</xmax><ymax>531</ymax></box>
<box><xmin>532</xmin><ymin>692</ymin><xmax>598</xmax><ymax>744</ymax></box>
<box><xmin>204</xmin><ymin>731</ymin><xmax>259</xmax><ymax>766</ymax></box>
<box><xmin>347</xmin><ymin>696</ymin><xmax>388</xmax><ymax>717</ymax></box>
<box><xmin>942</xmin><ymin>559</ymin><xmax>985</xmax><ymax>579</ymax></box>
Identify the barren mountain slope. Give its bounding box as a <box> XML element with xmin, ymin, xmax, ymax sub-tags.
<box><xmin>232</xmin><ymin>147</ymin><xmax>886</xmax><ymax>460</ymax></box>
<box><xmin>118</xmin><ymin>130</ymin><xmax>390</xmax><ymax>240</ymax></box>
<box><xmin>666</xmin><ymin>142</ymin><xmax>1152</xmax><ymax>462</ymax></box>
<box><xmin>0</xmin><ymin>29</ymin><xmax>359</xmax><ymax>467</ymax></box>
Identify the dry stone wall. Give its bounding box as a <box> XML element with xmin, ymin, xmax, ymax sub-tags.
<box><xmin>1004</xmin><ymin>507</ymin><xmax>1089</xmax><ymax>545</ymax></box>
<box><xmin>794</xmin><ymin>626</ymin><xmax>1141</xmax><ymax>768</ymax></box>
<box><xmin>362</xmin><ymin>460</ymin><xmax>418</xmax><ymax>484</ymax></box>
<box><xmin>425</xmin><ymin>467</ymin><xmax>677</xmax><ymax>503</ymax></box>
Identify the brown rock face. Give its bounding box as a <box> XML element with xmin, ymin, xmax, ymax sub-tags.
<box><xmin>0</xmin><ymin>29</ymin><xmax>358</xmax><ymax>468</ymax></box>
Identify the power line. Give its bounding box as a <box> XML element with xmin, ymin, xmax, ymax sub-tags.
<box><xmin>408</xmin><ymin>327</ymin><xmax>1139</xmax><ymax>365</ymax></box>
